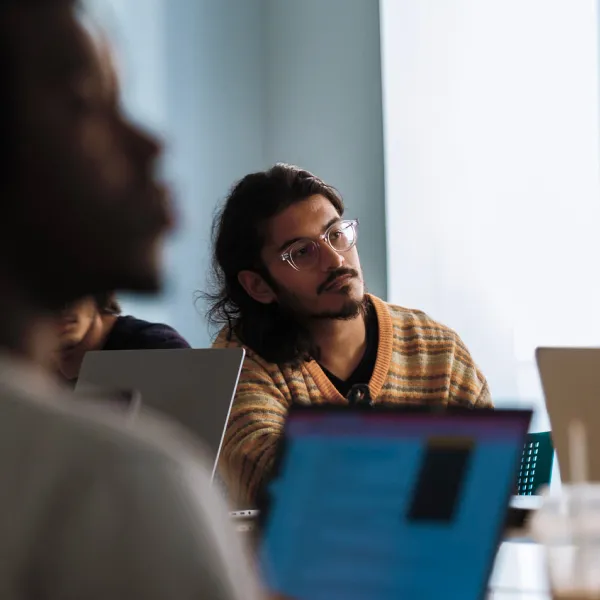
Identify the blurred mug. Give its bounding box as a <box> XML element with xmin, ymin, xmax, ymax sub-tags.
<box><xmin>530</xmin><ymin>484</ymin><xmax>600</xmax><ymax>599</ymax></box>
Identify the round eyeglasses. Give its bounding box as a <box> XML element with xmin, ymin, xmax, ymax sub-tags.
<box><xmin>280</xmin><ymin>219</ymin><xmax>359</xmax><ymax>271</ymax></box>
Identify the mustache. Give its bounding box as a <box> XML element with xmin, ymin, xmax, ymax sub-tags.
<box><xmin>317</xmin><ymin>268</ymin><xmax>359</xmax><ymax>294</ymax></box>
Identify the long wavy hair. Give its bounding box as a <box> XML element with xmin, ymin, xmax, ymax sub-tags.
<box><xmin>204</xmin><ymin>164</ymin><xmax>345</xmax><ymax>364</ymax></box>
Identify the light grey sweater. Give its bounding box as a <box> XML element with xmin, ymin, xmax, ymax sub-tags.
<box><xmin>0</xmin><ymin>354</ymin><xmax>263</xmax><ymax>600</ymax></box>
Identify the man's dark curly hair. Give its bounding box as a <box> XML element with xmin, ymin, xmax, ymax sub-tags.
<box><xmin>205</xmin><ymin>163</ymin><xmax>345</xmax><ymax>364</ymax></box>
<box><xmin>0</xmin><ymin>0</ymin><xmax>78</xmax><ymax>181</ymax></box>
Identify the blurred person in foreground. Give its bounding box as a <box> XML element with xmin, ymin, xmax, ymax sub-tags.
<box><xmin>0</xmin><ymin>1</ymin><xmax>261</xmax><ymax>599</ymax></box>
<box><xmin>55</xmin><ymin>292</ymin><xmax>190</xmax><ymax>383</ymax></box>
<box><xmin>208</xmin><ymin>164</ymin><xmax>493</xmax><ymax>507</ymax></box>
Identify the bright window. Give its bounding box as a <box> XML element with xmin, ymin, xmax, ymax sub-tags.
<box><xmin>380</xmin><ymin>0</ymin><xmax>600</xmax><ymax>433</ymax></box>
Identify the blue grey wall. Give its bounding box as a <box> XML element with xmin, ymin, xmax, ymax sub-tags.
<box><xmin>163</xmin><ymin>0</ymin><xmax>267</xmax><ymax>347</ymax></box>
<box><xmin>110</xmin><ymin>0</ymin><xmax>266</xmax><ymax>347</ymax></box>
<box><xmin>263</xmin><ymin>0</ymin><xmax>387</xmax><ymax>302</ymax></box>
<box><xmin>109</xmin><ymin>0</ymin><xmax>386</xmax><ymax>346</ymax></box>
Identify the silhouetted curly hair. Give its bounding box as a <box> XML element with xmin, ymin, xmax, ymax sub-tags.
<box><xmin>204</xmin><ymin>164</ymin><xmax>344</xmax><ymax>364</ymax></box>
<box><xmin>0</xmin><ymin>0</ymin><xmax>78</xmax><ymax>180</ymax></box>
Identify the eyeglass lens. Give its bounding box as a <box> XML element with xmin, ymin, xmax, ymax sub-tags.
<box><xmin>289</xmin><ymin>221</ymin><xmax>357</xmax><ymax>270</ymax></box>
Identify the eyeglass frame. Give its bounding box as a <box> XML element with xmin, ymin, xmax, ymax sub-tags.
<box><xmin>279</xmin><ymin>218</ymin><xmax>359</xmax><ymax>271</ymax></box>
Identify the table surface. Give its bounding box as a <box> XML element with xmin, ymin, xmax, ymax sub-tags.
<box><xmin>493</xmin><ymin>496</ymin><xmax>549</xmax><ymax>597</ymax></box>
<box><xmin>509</xmin><ymin>495</ymin><xmax>543</xmax><ymax>511</ymax></box>
<box><xmin>489</xmin><ymin>539</ymin><xmax>549</xmax><ymax>599</ymax></box>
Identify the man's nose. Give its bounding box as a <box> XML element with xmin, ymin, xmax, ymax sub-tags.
<box><xmin>319</xmin><ymin>242</ymin><xmax>344</xmax><ymax>271</ymax></box>
<box><xmin>123</xmin><ymin>118</ymin><xmax>163</xmax><ymax>166</ymax></box>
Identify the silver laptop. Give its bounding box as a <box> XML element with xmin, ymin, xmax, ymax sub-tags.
<box><xmin>76</xmin><ymin>348</ymin><xmax>245</xmax><ymax>477</ymax></box>
<box><xmin>536</xmin><ymin>347</ymin><xmax>600</xmax><ymax>482</ymax></box>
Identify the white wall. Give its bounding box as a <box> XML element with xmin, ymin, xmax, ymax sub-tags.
<box><xmin>380</xmin><ymin>0</ymin><xmax>600</xmax><ymax>430</ymax></box>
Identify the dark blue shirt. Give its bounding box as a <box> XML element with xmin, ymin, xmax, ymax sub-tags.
<box><xmin>103</xmin><ymin>316</ymin><xmax>190</xmax><ymax>351</ymax></box>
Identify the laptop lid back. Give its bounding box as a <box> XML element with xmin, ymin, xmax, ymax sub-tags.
<box><xmin>77</xmin><ymin>348</ymin><xmax>245</xmax><ymax>473</ymax></box>
<box><xmin>536</xmin><ymin>346</ymin><xmax>600</xmax><ymax>482</ymax></box>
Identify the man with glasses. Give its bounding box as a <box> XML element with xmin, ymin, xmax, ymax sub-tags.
<box><xmin>208</xmin><ymin>163</ymin><xmax>492</xmax><ymax>506</ymax></box>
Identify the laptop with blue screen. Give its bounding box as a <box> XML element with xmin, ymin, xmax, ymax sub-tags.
<box><xmin>258</xmin><ymin>406</ymin><xmax>531</xmax><ymax>600</ymax></box>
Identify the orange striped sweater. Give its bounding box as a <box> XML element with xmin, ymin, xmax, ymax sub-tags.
<box><xmin>214</xmin><ymin>294</ymin><xmax>492</xmax><ymax>506</ymax></box>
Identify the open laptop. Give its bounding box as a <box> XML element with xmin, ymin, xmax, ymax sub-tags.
<box><xmin>258</xmin><ymin>405</ymin><xmax>531</xmax><ymax>600</ymax></box>
<box><xmin>536</xmin><ymin>346</ymin><xmax>600</xmax><ymax>483</ymax></box>
<box><xmin>76</xmin><ymin>348</ymin><xmax>245</xmax><ymax>477</ymax></box>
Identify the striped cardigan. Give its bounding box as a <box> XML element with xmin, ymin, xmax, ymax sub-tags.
<box><xmin>214</xmin><ymin>294</ymin><xmax>492</xmax><ymax>507</ymax></box>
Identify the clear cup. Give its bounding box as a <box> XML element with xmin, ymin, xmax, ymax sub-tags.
<box><xmin>530</xmin><ymin>484</ymin><xmax>600</xmax><ymax>600</ymax></box>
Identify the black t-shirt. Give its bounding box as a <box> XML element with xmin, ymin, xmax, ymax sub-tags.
<box><xmin>102</xmin><ymin>316</ymin><xmax>191</xmax><ymax>351</ymax></box>
<box><xmin>319</xmin><ymin>302</ymin><xmax>379</xmax><ymax>398</ymax></box>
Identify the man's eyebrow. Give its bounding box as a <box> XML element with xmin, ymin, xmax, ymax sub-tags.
<box><xmin>277</xmin><ymin>216</ymin><xmax>341</xmax><ymax>253</ymax></box>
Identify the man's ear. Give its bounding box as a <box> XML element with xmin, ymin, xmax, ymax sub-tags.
<box><xmin>238</xmin><ymin>270</ymin><xmax>277</xmax><ymax>304</ymax></box>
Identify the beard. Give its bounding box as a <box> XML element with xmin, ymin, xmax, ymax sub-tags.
<box><xmin>311</xmin><ymin>294</ymin><xmax>366</xmax><ymax>320</ymax></box>
<box><xmin>241</xmin><ymin>268</ymin><xmax>367</xmax><ymax>364</ymax></box>
<box><xmin>273</xmin><ymin>282</ymin><xmax>366</xmax><ymax>322</ymax></box>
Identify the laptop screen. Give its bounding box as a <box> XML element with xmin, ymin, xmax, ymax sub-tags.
<box><xmin>259</xmin><ymin>407</ymin><xmax>531</xmax><ymax>600</ymax></box>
